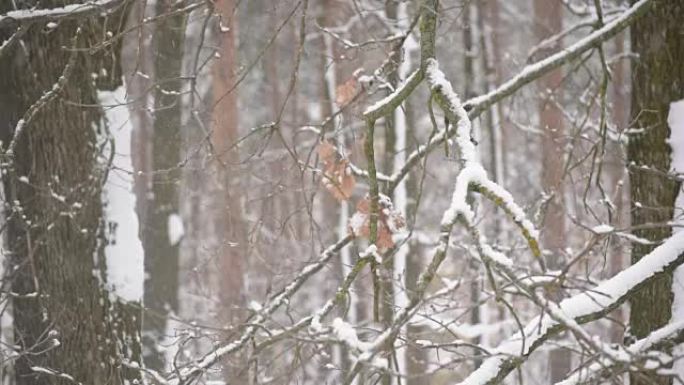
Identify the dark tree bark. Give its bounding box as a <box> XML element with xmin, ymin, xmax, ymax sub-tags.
<box><xmin>141</xmin><ymin>0</ymin><xmax>187</xmax><ymax>370</ymax></box>
<box><xmin>628</xmin><ymin>1</ymin><xmax>684</xmax><ymax>384</ymax></box>
<box><xmin>0</xmin><ymin>2</ymin><xmax>141</xmax><ymax>384</ymax></box>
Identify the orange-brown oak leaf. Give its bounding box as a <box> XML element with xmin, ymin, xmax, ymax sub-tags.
<box><xmin>348</xmin><ymin>195</ymin><xmax>406</xmax><ymax>251</ymax></box>
<box><xmin>335</xmin><ymin>77</ymin><xmax>357</xmax><ymax>107</ymax></box>
<box><xmin>318</xmin><ymin>141</ymin><xmax>356</xmax><ymax>201</ymax></box>
<box><xmin>317</xmin><ymin>140</ymin><xmax>337</xmax><ymax>164</ymax></box>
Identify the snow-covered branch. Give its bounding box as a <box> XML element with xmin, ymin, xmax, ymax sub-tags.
<box><xmin>425</xmin><ymin>59</ymin><xmax>544</xmax><ymax>269</ymax></box>
<box><xmin>341</xmin><ymin>56</ymin><xmax>541</xmax><ymax>385</ymax></box>
<box><xmin>363</xmin><ymin>68</ymin><xmax>423</xmax><ymax>122</ymax></box>
<box><xmin>164</xmin><ymin>2</ymin><xmax>653</xmax><ymax>383</ymax></box>
<box><xmin>168</xmin><ymin>235</ymin><xmax>352</xmax><ymax>384</ymax></box>
<box><xmin>0</xmin><ymin>0</ymin><xmax>124</xmax><ymax>28</ymax></box>
<box><xmin>556</xmin><ymin>321</ymin><xmax>684</xmax><ymax>385</ymax></box>
<box><xmin>458</xmin><ymin>231</ymin><xmax>684</xmax><ymax>385</ymax></box>
<box><xmin>463</xmin><ymin>0</ymin><xmax>650</xmax><ymax>116</ymax></box>
<box><xmin>390</xmin><ymin>0</ymin><xmax>651</xmax><ymax>195</ymax></box>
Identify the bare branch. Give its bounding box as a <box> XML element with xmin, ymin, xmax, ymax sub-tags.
<box><xmin>464</xmin><ymin>0</ymin><xmax>650</xmax><ymax>116</ymax></box>
<box><xmin>168</xmin><ymin>235</ymin><xmax>352</xmax><ymax>384</ymax></box>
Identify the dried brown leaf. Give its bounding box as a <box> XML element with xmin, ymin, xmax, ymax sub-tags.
<box><xmin>317</xmin><ymin>140</ymin><xmax>336</xmax><ymax>163</ymax></box>
<box><xmin>318</xmin><ymin>142</ymin><xmax>356</xmax><ymax>201</ymax></box>
<box><xmin>335</xmin><ymin>77</ymin><xmax>357</xmax><ymax>107</ymax></box>
<box><xmin>348</xmin><ymin>195</ymin><xmax>406</xmax><ymax>251</ymax></box>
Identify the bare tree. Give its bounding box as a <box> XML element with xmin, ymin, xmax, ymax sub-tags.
<box><xmin>3</xmin><ymin>1</ymin><xmax>684</xmax><ymax>385</ymax></box>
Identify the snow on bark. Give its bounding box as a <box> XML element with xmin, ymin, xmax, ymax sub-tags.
<box><xmin>167</xmin><ymin>213</ymin><xmax>184</xmax><ymax>246</ymax></box>
<box><xmin>332</xmin><ymin>317</ymin><xmax>372</xmax><ymax>351</ymax></box>
<box><xmin>363</xmin><ymin>69</ymin><xmax>421</xmax><ymax>119</ymax></box>
<box><xmin>425</xmin><ymin>59</ymin><xmax>539</xmax><ymax>264</ymax></box>
<box><xmin>99</xmin><ymin>86</ymin><xmax>145</xmax><ymax>303</ymax></box>
<box><xmin>669</xmin><ymin>99</ymin><xmax>684</xmax><ymax>377</ymax></box>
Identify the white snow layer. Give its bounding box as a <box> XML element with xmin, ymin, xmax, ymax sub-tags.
<box><xmin>99</xmin><ymin>86</ymin><xmax>144</xmax><ymax>303</ymax></box>
<box><xmin>669</xmin><ymin>99</ymin><xmax>684</xmax><ymax>376</ymax></box>
<box><xmin>332</xmin><ymin>317</ymin><xmax>371</xmax><ymax>351</ymax></box>
<box><xmin>591</xmin><ymin>224</ymin><xmax>614</xmax><ymax>234</ymax></box>
<box><xmin>167</xmin><ymin>213</ymin><xmax>184</xmax><ymax>245</ymax></box>
<box><xmin>0</xmin><ymin>0</ymin><xmax>116</xmax><ymax>23</ymax></box>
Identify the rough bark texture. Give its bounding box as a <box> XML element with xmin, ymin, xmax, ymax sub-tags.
<box><xmin>628</xmin><ymin>1</ymin><xmax>684</xmax><ymax>384</ymax></box>
<box><xmin>533</xmin><ymin>0</ymin><xmax>570</xmax><ymax>381</ymax></box>
<box><xmin>0</xmin><ymin>2</ymin><xmax>141</xmax><ymax>384</ymax></box>
<box><xmin>141</xmin><ymin>0</ymin><xmax>187</xmax><ymax>370</ymax></box>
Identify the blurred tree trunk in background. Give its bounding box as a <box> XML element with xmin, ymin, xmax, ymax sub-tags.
<box><xmin>211</xmin><ymin>0</ymin><xmax>249</xmax><ymax>381</ymax></box>
<box><xmin>124</xmin><ymin>0</ymin><xmax>155</xmax><ymax>296</ymax></box>
<box><xmin>463</xmin><ymin>0</ymin><xmax>484</xmax><ymax>371</ymax></box>
<box><xmin>485</xmin><ymin>0</ymin><xmax>507</xmax><ymax>190</ymax></box>
<box><xmin>140</xmin><ymin>0</ymin><xmax>187</xmax><ymax>370</ymax></box>
<box><xmin>0</xmin><ymin>2</ymin><xmax>142</xmax><ymax>384</ymax></box>
<box><xmin>608</xmin><ymin>32</ymin><xmax>629</xmax><ymax>344</ymax></box>
<box><xmin>482</xmin><ymin>0</ymin><xmax>512</xmax><ymax>347</ymax></box>
<box><xmin>318</xmin><ymin>0</ymin><xmax>358</xmax><ymax>377</ymax></box>
<box><xmin>628</xmin><ymin>1</ymin><xmax>683</xmax><ymax>384</ymax></box>
<box><xmin>533</xmin><ymin>0</ymin><xmax>570</xmax><ymax>381</ymax></box>
<box><xmin>384</xmin><ymin>2</ymin><xmax>427</xmax><ymax>383</ymax></box>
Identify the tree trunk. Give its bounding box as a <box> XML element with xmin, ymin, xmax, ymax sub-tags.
<box><xmin>140</xmin><ymin>0</ymin><xmax>187</xmax><ymax>370</ymax></box>
<box><xmin>628</xmin><ymin>2</ymin><xmax>684</xmax><ymax>384</ymax></box>
<box><xmin>211</xmin><ymin>0</ymin><xmax>250</xmax><ymax>381</ymax></box>
<box><xmin>533</xmin><ymin>0</ymin><xmax>570</xmax><ymax>381</ymax></box>
<box><xmin>0</xmin><ymin>2</ymin><xmax>141</xmax><ymax>384</ymax></box>
<box><xmin>608</xmin><ymin>32</ymin><xmax>628</xmax><ymax>344</ymax></box>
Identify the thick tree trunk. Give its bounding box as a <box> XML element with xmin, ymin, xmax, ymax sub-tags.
<box><xmin>628</xmin><ymin>2</ymin><xmax>684</xmax><ymax>384</ymax></box>
<box><xmin>0</xmin><ymin>2</ymin><xmax>141</xmax><ymax>384</ymax></box>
